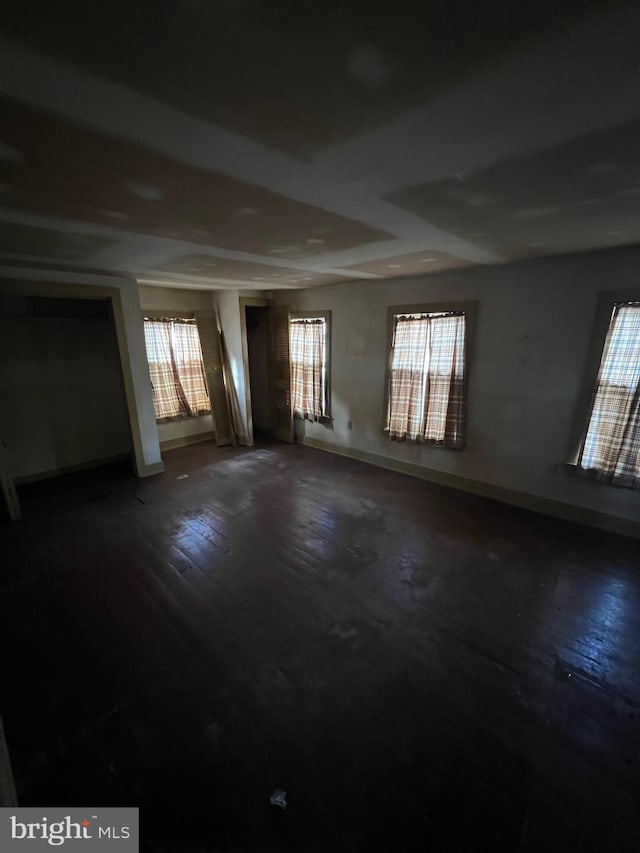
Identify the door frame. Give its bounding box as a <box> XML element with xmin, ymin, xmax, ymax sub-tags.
<box><xmin>0</xmin><ymin>277</ymin><xmax>163</xmax><ymax>478</ymax></box>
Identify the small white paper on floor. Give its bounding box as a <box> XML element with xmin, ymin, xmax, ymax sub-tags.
<box><xmin>269</xmin><ymin>788</ymin><xmax>287</xmax><ymax>810</ymax></box>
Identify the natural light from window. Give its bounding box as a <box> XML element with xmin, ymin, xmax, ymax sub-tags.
<box><xmin>387</xmin><ymin>311</ymin><xmax>466</xmax><ymax>448</ymax></box>
<box><xmin>289</xmin><ymin>317</ymin><xmax>327</xmax><ymax>421</ymax></box>
<box><xmin>144</xmin><ymin>319</ymin><xmax>211</xmax><ymax>422</ymax></box>
<box><xmin>578</xmin><ymin>303</ymin><xmax>640</xmax><ymax>486</ymax></box>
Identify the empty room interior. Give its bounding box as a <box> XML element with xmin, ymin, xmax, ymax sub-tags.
<box><xmin>1</xmin><ymin>1</ymin><xmax>640</xmax><ymax>850</ymax></box>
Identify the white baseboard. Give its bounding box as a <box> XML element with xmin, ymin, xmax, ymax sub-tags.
<box><xmin>15</xmin><ymin>453</ymin><xmax>134</xmax><ymax>485</ymax></box>
<box><xmin>159</xmin><ymin>432</ymin><xmax>215</xmax><ymax>452</ymax></box>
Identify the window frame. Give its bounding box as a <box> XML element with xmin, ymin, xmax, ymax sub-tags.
<box><xmin>143</xmin><ymin>311</ymin><xmax>211</xmax><ymax>424</ymax></box>
<box><xmin>383</xmin><ymin>300</ymin><xmax>477</xmax><ymax>447</ymax></box>
<box><xmin>289</xmin><ymin>310</ymin><xmax>331</xmax><ymax>423</ymax></box>
<box><xmin>567</xmin><ymin>287</ymin><xmax>640</xmax><ymax>481</ymax></box>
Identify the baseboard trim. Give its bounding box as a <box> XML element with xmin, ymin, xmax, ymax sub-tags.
<box><xmin>300</xmin><ymin>436</ymin><xmax>640</xmax><ymax>540</ymax></box>
<box><xmin>138</xmin><ymin>460</ymin><xmax>166</xmax><ymax>478</ymax></box>
<box><xmin>159</xmin><ymin>432</ymin><xmax>214</xmax><ymax>452</ymax></box>
<box><xmin>15</xmin><ymin>453</ymin><xmax>133</xmax><ymax>485</ymax></box>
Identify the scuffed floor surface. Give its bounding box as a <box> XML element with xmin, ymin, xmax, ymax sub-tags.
<box><xmin>0</xmin><ymin>440</ymin><xmax>639</xmax><ymax>852</ymax></box>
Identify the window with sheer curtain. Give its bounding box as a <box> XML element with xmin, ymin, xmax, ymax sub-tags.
<box><xmin>386</xmin><ymin>311</ymin><xmax>467</xmax><ymax>448</ymax></box>
<box><xmin>289</xmin><ymin>316</ymin><xmax>329</xmax><ymax>421</ymax></box>
<box><xmin>577</xmin><ymin>302</ymin><xmax>640</xmax><ymax>488</ymax></box>
<box><xmin>143</xmin><ymin>319</ymin><xmax>211</xmax><ymax>423</ymax></box>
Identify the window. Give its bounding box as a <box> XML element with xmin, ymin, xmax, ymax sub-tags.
<box><xmin>577</xmin><ymin>302</ymin><xmax>640</xmax><ymax>488</ymax></box>
<box><xmin>289</xmin><ymin>313</ymin><xmax>330</xmax><ymax>421</ymax></box>
<box><xmin>143</xmin><ymin>318</ymin><xmax>211</xmax><ymax>422</ymax></box>
<box><xmin>386</xmin><ymin>309</ymin><xmax>467</xmax><ymax>448</ymax></box>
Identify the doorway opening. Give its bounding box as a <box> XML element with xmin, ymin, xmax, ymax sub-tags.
<box><xmin>0</xmin><ymin>294</ymin><xmax>134</xmax><ymax>494</ymax></box>
<box><xmin>245</xmin><ymin>305</ymin><xmax>274</xmax><ymax>441</ymax></box>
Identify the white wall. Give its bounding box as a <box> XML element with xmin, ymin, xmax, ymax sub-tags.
<box><xmin>217</xmin><ymin>290</ymin><xmax>250</xmax><ymax>441</ymax></box>
<box><xmin>0</xmin><ymin>311</ymin><xmax>131</xmax><ymax>479</ymax></box>
<box><xmin>138</xmin><ymin>285</ymin><xmax>214</xmax><ymax>314</ymax></box>
<box><xmin>274</xmin><ymin>245</ymin><xmax>640</xmax><ymax>529</ymax></box>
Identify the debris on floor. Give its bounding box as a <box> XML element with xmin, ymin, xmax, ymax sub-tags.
<box><xmin>269</xmin><ymin>788</ymin><xmax>287</xmax><ymax>810</ymax></box>
<box><xmin>176</xmin><ymin>474</ymin><xmax>189</xmax><ymax>480</ymax></box>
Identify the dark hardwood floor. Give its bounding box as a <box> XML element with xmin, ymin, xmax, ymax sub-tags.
<box><xmin>1</xmin><ymin>440</ymin><xmax>639</xmax><ymax>852</ymax></box>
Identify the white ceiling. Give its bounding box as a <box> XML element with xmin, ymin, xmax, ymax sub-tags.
<box><xmin>1</xmin><ymin>0</ymin><xmax>639</xmax><ymax>289</ymax></box>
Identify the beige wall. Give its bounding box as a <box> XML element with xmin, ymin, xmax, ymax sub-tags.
<box><xmin>273</xmin><ymin>245</ymin><xmax>640</xmax><ymax>530</ymax></box>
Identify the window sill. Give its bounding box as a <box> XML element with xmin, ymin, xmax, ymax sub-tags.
<box><xmin>294</xmin><ymin>413</ymin><xmax>332</xmax><ymax>426</ymax></box>
<box><xmin>560</xmin><ymin>462</ymin><xmax>640</xmax><ymax>491</ymax></box>
<box><xmin>385</xmin><ymin>432</ymin><xmax>465</xmax><ymax>451</ymax></box>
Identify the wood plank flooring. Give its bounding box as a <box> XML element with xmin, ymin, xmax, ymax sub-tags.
<box><xmin>0</xmin><ymin>440</ymin><xmax>639</xmax><ymax>852</ymax></box>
